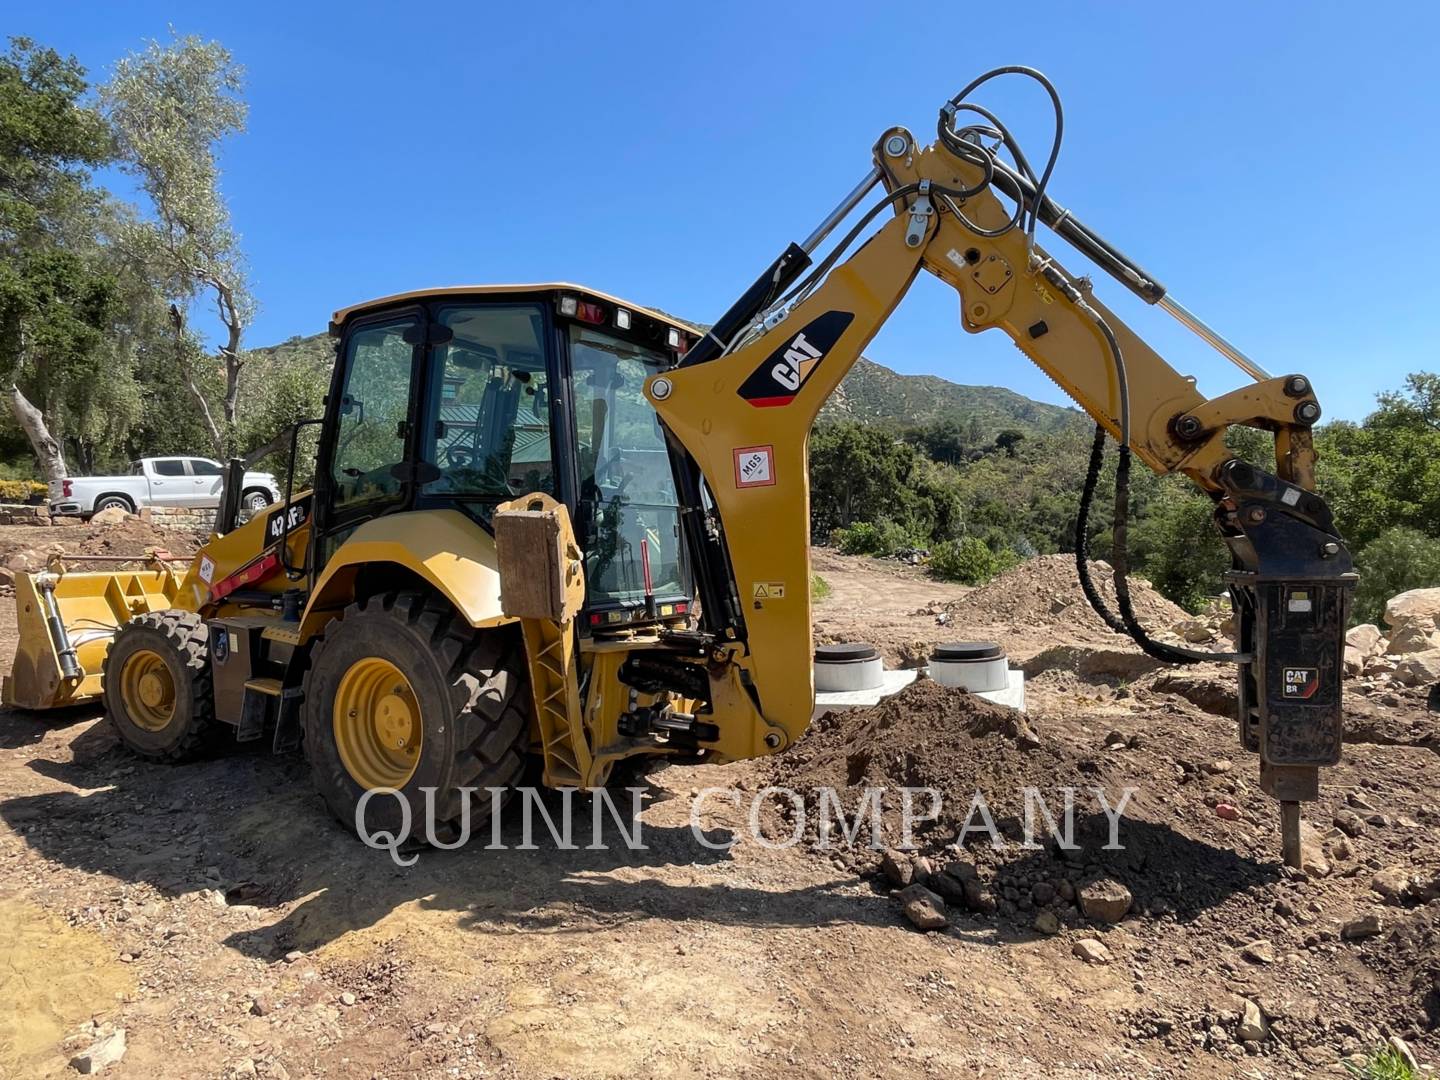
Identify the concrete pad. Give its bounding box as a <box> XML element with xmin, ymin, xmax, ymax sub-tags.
<box><xmin>811</xmin><ymin>668</ymin><xmax>1025</xmax><ymax>718</ymax></box>
<box><xmin>812</xmin><ymin>668</ymin><xmax>918</xmax><ymax>717</ymax></box>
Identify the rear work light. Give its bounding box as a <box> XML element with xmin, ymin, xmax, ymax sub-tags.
<box><xmin>614</xmin><ymin>307</ymin><xmax>632</xmax><ymax>330</ymax></box>
<box><xmin>666</xmin><ymin>327</ymin><xmax>682</xmax><ymax>350</ymax></box>
<box><xmin>558</xmin><ymin>295</ymin><xmax>578</xmax><ymax>317</ymax></box>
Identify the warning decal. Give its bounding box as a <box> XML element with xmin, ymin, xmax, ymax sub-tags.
<box><xmin>734</xmin><ymin>445</ymin><xmax>775</xmax><ymax>488</ymax></box>
<box><xmin>198</xmin><ymin>554</ymin><xmax>215</xmax><ymax>584</ymax></box>
<box><xmin>1282</xmin><ymin>667</ymin><xmax>1320</xmax><ymax>699</ymax></box>
<box><xmin>752</xmin><ymin>582</ymin><xmax>786</xmax><ymax>599</ymax></box>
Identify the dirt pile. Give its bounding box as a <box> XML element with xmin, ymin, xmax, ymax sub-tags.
<box><xmin>74</xmin><ymin>517</ymin><xmax>203</xmax><ymax>560</ymax></box>
<box><xmin>939</xmin><ymin>554</ymin><xmax>1188</xmax><ymax>639</ymax></box>
<box><xmin>0</xmin><ymin>518</ymin><xmax>202</xmax><ymax>577</ymax></box>
<box><xmin>768</xmin><ymin>682</ymin><xmax>1266</xmax><ymax>910</ymax></box>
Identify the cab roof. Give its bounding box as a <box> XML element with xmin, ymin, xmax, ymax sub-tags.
<box><xmin>329</xmin><ymin>283</ymin><xmax>694</xmax><ymax>335</ymax></box>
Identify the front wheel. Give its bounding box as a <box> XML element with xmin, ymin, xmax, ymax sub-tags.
<box><xmin>102</xmin><ymin>611</ymin><xmax>217</xmax><ymax>760</ymax></box>
<box><xmin>301</xmin><ymin>592</ymin><xmax>530</xmax><ymax>841</ymax></box>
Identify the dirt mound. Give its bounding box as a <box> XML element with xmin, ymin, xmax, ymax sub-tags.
<box><xmin>942</xmin><ymin>554</ymin><xmax>1188</xmax><ymax>638</ymax></box>
<box><xmin>0</xmin><ymin>519</ymin><xmax>202</xmax><ymax>577</ymax></box>
<box><xmin>767</xmin><ymin>678</ymin><xmax>1282</xmax><ymax>930</ymax></box>
<box><xmin>75</xmin><ymin>517</ymin><xmax>203</xmax><ymax>560</ymax></box>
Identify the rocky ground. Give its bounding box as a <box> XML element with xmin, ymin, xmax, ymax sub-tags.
<box><xmin>0</xmin><ymin>532</ymin><xmax>1436</xmax><ymax>1078</ymax></box>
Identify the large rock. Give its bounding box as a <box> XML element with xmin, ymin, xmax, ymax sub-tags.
<box><xmin>1298</xmin><ymin>822</ymin><xmax>1331</xmax><ymax>878</ymax></box>
<box><xmin>69</xmin><ymin>1028</ymin><xmax>126</xmax><ymax>1073</ymax></box>
<box><xmin>897</xmin><ymin>884</ymin><xmax>948</xmax><ymax>931</ymax></box>
<box><xmin>1072</xmin><ymin>938</ymin><xmax>1112</xmax><ymax>964</ymax></box>
<box><xmin>879</xmin><ymin>849</ymin><xmax>914</xmax><ymax>888</ymax></box>
<box><xmin>1393</xmin><ymin>650</ymin><xmax>1440</xmax><ymax>687</ymax></box>
<box><xmin>1341</xmin><ymin>913</ymin><xmax>1384</xmax><ymax>940</ymax></box>
<box><xmin>1386</xmin><ymin>620</ymin><xmax>1440</xmax><ymax>655</ymax></box>
<box><xmin>1236</xmin><ymin>998</ymin><xmax>1267</xmax><ymax>1043</ymax></box>
<box><xmin>1370</xmin><ymin>866</ymin><xmax>1412</xmax><ymax>901</ymax></box>
<box><xmin>1385</xmin><ymin>588</ymin><xmax>1440</xmax><ymax>629</ymax></box>
<box><xmin>88</xmin><ymin>505</ymin><xmax>131</xmax><ymax>526</ymax></box>
<box><xmin>1078</xmin><ymin>877</ymin><xmax>1132</xmax><ymax>924</ymax></box>
<box><xmin>1343</xmin><ymin>646</ymin><xmax>1364</xmax><ymax>677</ymax></box>
<box><xmin>1346</xmin><ymin>623</ymin><xmax>1385</xmax><ymax>657</ymax></box>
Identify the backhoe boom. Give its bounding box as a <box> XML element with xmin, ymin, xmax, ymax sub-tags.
<box><xmin>648</xmin><ymin>119</ymin><xmax>1353</xmax><ymax>866</ymax></box>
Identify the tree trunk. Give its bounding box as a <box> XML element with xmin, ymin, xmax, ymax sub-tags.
<box><xmin>10</xmin><ymin>383</ymin><xmax>68</xmax><ymax>486</ymax></box>
<box><xmin>217</xmin><ymin>282</ymin><xmax>244</xmax><ymax>426</ymax></box>
<box><xmin>182</xmin><ymin>368</ymin><xmax>226</xmax><ymax>458</ymax></box>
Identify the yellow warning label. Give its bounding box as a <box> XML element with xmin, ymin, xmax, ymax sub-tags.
<box><xmin>752</xmin><ymin>582</ymin><xmax>786</xmax><ymax>599</ymax></box>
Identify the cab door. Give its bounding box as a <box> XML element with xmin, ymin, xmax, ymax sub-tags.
<box><xmin>312</xmin><ymin>309</ymin><xmax>424</xmax><ymax>575</ymax></box>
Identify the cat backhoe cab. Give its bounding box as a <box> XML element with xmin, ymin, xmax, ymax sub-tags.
<box><xmin>4</xmin><ymin>68</ymin><xmax>1355</xmax><ymax>865</ymax></box>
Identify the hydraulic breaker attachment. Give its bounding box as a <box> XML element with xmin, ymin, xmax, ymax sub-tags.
<box><xmin>3</xmin><ymin>553</ymin><xmax>185</xmax><ymax>710</ymax></box>
<box><xmin>1218</xmin><ymin>458</ymin><xmax>1356</xmax><ymax>866</ymax></box>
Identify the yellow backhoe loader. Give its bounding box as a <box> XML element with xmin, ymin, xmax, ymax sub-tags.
<box><xmin>3</xmin><ymin>68</ymin><xmax>1354</xmax><ymax>864</ymax></box>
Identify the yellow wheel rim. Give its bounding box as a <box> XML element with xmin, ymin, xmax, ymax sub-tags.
<box><xmin>120</xmin><ymin>649</ymin><xmax>177</xmax><ymax>732</ymax></box>
<box><xmin>333</xmin><ymin>657</ymin><xmax>422</xmax><ymax>790</ymax></box>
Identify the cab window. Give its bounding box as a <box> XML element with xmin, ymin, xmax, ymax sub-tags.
<box><xmin>153</xmin><ymin>459</ymin><xmax>185</xmax><ymax>477</ymax></box>
<box><xmin>421</xmin><ymin>305</ymin><xmax>553</xmax><ymax>500</ymax></box>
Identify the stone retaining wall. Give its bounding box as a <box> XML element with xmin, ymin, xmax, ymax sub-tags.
<box><xmin>0</xmin><ymin>502</ymin><xmax>218</xmax><ymax>529</ymax></box>
<box><xmin>145</xmin><ymin>506</ymin><xmax>217</xmax><ymax>530</ymax></box>
<box><xmin>0</xmin><ymin>503</ymin><xmax>52</xmax><ymax>525</ymax></box>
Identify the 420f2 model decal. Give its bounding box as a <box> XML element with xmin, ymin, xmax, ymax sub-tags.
<box><xmin>736</xmin><ymin>310</ymin><xmax>854</xmax><ymax>407</ymax></box>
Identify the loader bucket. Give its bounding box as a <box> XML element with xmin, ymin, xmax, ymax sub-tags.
<box><xmin>3</xmin><ymin>559</ymin><xmax>185</xmax><ymax>711</ymax></box>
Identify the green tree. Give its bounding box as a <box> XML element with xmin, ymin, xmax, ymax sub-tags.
<box><xmin>994</xmin><ymin>428</ymin><xmax>1025</xmax><ymax>457</ymax></box>
<box><xmin>0</xmin><ymin>37</ymin><xmax>118</xmax><ymax>483</ymax></box>
<box><xmin>808</xmin><ymin>421</ymin><xmax>927</xmax><ymax>539</ymax></box>
<box><xmin>102</xmin><ymin>34</ymin><xmax>252</xmax><ymax>456</ymax></box>
<box><xmin>1129</xmin><ymin>481</ymin><xmax>1229</xmax><ymax>612</ymax></box>
<box><xmin>1351</xmin><ymin>526</ymin><xmax>1440</xmax><ymax>626</ymax></box>
<box><xmin>1314</xmin><ymin>374</ymin><xmax>1440</xmax><ymax>549</ymax></box>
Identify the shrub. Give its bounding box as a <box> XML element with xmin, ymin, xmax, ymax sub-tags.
<box><xmin>0</xmin><ymin>479</ymin><xmax>47</xmax><ymax>503</ymax></box>
<box><xmin>1352</xmin><ymin>526</ymin><xmax>1440</xmax><ymax>626</ymax></box>
<box><xmin>832</xmin><ymin>518</ymin><xmax>918</xmax><ymax>557</ymax></box>
<box><xmin>810</xmin><ymin>573</ymin><xmax>831</xmax><ymax>600</ymax></box>
<box><xmin>930</xmin><ymin>536</ymin><xmax>1017</xmax><ymax>584</ymax></box>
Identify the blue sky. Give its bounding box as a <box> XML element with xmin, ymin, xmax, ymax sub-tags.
<box><xmin>15</xmin><ymin>1</ymin><xmax>1440</xmax><ymax>422</ymax></box>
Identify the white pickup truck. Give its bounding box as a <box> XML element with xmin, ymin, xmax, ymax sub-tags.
<box><xmin>49</xmin><ymin>457</ymin><xmax>282</xmax><ymax>518</ymax></box>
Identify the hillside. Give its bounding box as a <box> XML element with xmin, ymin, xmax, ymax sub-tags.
<box><xmin>819</xmin><ymin>356</ymin><xmax>1081</xmax><ymax>437</ymax></box>
<box><xmin>248</xmin><ymin>333</ymin><xmax>1077</xmax><ymax>440</ymax></box>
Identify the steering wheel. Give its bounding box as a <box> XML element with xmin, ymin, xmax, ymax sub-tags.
<box><xmin>443</xmin><ymin>446</ymin><xmax>476</xmax><ymax>469</ymax></box>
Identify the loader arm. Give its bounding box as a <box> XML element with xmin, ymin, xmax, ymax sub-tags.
<box><xmin>647</xmin><ymin>116</ymin><xmax>1353</xmax><ymax>865</ymax></box>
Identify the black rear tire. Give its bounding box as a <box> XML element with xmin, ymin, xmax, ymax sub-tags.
<box><xmin>94</xmin><ymin>494</ymin><xmax>135</xmax><ymax>514</ymax></box>
<box><xmin>102</xmin><ymin>610</ymin><xmax>217</xmax><ymax>761</ymax></box>
<box><xmin>302</xmin><ymin>592</ymin><xmax>530</xmax><ymax>842</ymax></box>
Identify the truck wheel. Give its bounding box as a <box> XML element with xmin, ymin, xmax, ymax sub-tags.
<box><xmin>102</xmin><ymin>610</ymin><xmax>217</xmax><ymax>761</ymax></box>
<box><xmin>94</xmin><ymin>494</ymin><xmax>135</xmax><ymax>514</ymax></box>
<box><xmin>302</xmin><ymin>592</ymin><xmax>530</xmax><ymax>842</ymax></box>
<box><xmin>241</xmin><ymin>488</ymin><xmax>272</xmax><ymax>512</ymax></box>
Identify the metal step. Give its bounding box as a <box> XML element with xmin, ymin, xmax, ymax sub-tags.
<box><xmin>243</xmin><ymin>677</ymin><xmax>283</xmax><ymax>697</ymax></box>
